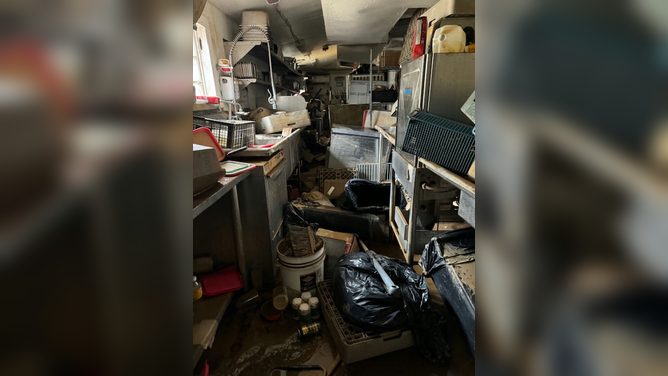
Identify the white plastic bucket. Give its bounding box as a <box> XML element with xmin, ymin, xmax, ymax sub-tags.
<box><xmin>277</xmin><ymin>239</ymin><xmax>325</xmax><ymax>299</ymax></box>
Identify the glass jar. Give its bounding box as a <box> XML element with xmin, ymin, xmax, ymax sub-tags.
<box><xmin>308</xmin><ymin>297</ymin><xmax>320</xmax><ymax>320</ymax></box>
<box><xmin>193</xmin><ymin>276</ymin><xmax>203</xmax><ymax>301</ymax></box>
<box><xmin>291</xmin><ymin>298</ymin><xmax>303</xmax><ymax>320</ymax></box>
<box><xmin>299</xmin><ymin>303</ymin><xmax>311</xmax><ymax>324</ymax></box>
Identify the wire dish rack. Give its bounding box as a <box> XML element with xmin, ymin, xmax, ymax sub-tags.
<box><xmin>193</xmin><ymin>116</ymin><xmax>255</xmax><ymax>149</ymax></box>
<box><xmin>357</xmin><ymin>163</ymin><xmax>393</xmax><ymax>182</ymax></box>
<box><xmin>317</xmin><ymin>280</ymin><xmax>414</xmax><ymax>363</ymax></box>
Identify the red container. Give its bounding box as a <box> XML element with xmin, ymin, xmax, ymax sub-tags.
<box><xmin>193</xmin><ymin>127</ymin><xmax>226</xmax><ymax>162</ymax></box>
<box><xmin>196</xmin><ymin>96</ymin><xmax>220</xmax><ymax>104</ymax></box>
<box><xmin>288</xmin><ymin>187</ymin><xmax>300</xmax><ymax>201</ymax></box>
<box><xmin>412</xmin><ymin>16</ymin><xmax>427</xmax><ymax>60</ymax></box>
<box><xmin>201</xmin><ymin>266</ymin><xmax>244</xmax><ymax>296</ymax></box>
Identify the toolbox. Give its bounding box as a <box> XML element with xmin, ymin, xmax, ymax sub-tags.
<box><xmin>257</xmin><ymin>110</ymin><xmax>310</xmax><ymax>134</ymax></box>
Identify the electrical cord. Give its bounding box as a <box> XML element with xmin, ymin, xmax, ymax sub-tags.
<box><xmin>421</xmin><ymin>182</ymin><xmax>459</xmax><ymax>192</ymax></box>
<box><xmin>273</xmin><ymin>4</ymin><xmax>307</xmax><ymax>55</ymax></box>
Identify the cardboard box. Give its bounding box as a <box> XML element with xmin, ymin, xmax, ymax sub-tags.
<box><xmin>316</xmin><ymin>228</ymin><xmax>360</xmax><ymax>255</ymax></box>
<box><xmin>362</xmin><ymin>110</ymin><xmax>397</xmax><ymax>127</ymax></box>
<box><xmin>467</xmin><ymin>160</ymin><xmax>475</xmax><ymax>180</ymax></box>
<box><xmin>323</xmin><ymin>179</ymin><xmax>348</xmax><ymax>199</ymax></box>
<box><xmin>248</xmin><ymin>107</ymin><xmax>274</xmax><ymax>122</ymax></box>
<box><xmin>379</xmin><ymin>50</ymin><xmax>401</xmax><ymax>67</ymax></box>
<box><xmin>317</xmin><ymin>228</ymin><xmax>360</xmax><ymax>279</ymax></box>
<box><xmin>193</xmin><ymin>144</ymin><xmax>225</xmax><ymax>196</ymax></box>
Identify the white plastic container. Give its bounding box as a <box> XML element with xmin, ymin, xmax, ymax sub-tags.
<box><xmin>432</xmin><ymin>25</ymin><xmax>466</xmax><ymax>53</ymax></box>
<box><xmin>257</xmin><ymin>109</ymin><xmax>310</xmax><ymax>134</ymax></box>
<box><xmin>219</xmin><ymin>76</ymin><xmax>237</xmax><ymax>100</ymax></box>
<box><xmin>277</xmin><ymin>239</ymin><xmax>325</xmax><ymax>300</ymax></box>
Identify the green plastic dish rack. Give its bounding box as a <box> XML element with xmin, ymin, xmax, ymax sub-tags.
<box><xmin>401</xmin><ymin>111</ymin><xmax>475</xmax><ymax>175</ymax></box>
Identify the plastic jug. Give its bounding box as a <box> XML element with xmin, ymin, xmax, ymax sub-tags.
<box><xmin>433</xmin><ymin>25</ymin><xmax>466</xmax><ymax>53</ymax></box>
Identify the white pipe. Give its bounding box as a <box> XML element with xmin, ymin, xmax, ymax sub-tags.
<box><xmin>228</xmin><ymin>25</ymin><xmax>278</xmax><ymax>119</ymax></box>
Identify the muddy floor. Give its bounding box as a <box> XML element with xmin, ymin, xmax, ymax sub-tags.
<box><xmin>198</xmin><ymin>242</ymin><xmax>474</xmax><ymax>376</ymax></box>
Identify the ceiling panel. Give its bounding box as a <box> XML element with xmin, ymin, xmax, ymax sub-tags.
<box><xmin>321</xmin><ymin>0</ymin><xmax>438</xmax><ymax>45</ymax></box>
<box><xmin>210</xmin><ymin>0</ymin><xmax>434</xmax><ymax>70</ymax></box>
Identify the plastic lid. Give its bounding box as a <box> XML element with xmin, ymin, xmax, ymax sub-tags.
<box><xmin>299</xmin><ymin>303</ymin><xmax>311</xmax><ymax>314</ymax></box>
<box><xmin>300</xmin><ymin>292</ymin><xmax>312</xmax><ymax>300</ymax></box>
<box><xmin>308</xmin><ymin>297</ymin><xmax>319</xmax><ymax>306</ymax></box>
<box><xmin>292</xmin><ymin>298</ymin><xmax>303</xmax><ymax>307</ymax></box>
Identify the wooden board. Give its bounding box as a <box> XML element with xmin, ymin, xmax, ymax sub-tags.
<box><xmin>193</xmin><ymin>292</ymin><xmax>234</xmax><ymax>368</ymax></box>
<box><xmin>374</xmin><ymin>125</ymin><xmax>396</xmax><ymax>146</ymax></box>
<box><xmin>419</xmin><ymin>158</ymin><xmax>475</xmax><ymax>197</ymax></box>
<box><xmin>193</xmin><ymin>171</ymin><xmax>252</xmax><ymax>219</ymax></box>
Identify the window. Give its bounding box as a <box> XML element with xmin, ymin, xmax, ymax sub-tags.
<box><xmin>193</xmin><ymin>24</ymin><xmax>217</xmax><ymax>97</ymax></box>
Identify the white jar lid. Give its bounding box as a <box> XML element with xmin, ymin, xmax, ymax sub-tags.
<box><xmin>299</xmin><ymin>303</ymin><xmax>311</xmax><ymax>314</ymax></box>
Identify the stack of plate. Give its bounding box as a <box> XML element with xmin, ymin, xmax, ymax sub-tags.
<box><xmin>234</xmin><ymin>61</ymin><xmax>259</xmax><ymax>79</ymax></box>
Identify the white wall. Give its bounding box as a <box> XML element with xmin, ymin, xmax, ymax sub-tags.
<box><xmin>196</xmin><ymin>2</ymin><xmax>238</xmax><ymax>97</ymax></box>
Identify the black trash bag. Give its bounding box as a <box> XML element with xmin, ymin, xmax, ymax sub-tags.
<box><xmin>333</xmin><ymin>251</ymin><xmax>450</xmax><ymax>363</ymax></box>
<box><xmin>419</xmin><ymin>228</ymin><xmax>476</xmax><ymax>276</ymax></box>
<box><xmin>333</xmin><ymin>252</ymin><xmax>407</xmax><ymax>329</ymax></box>
<box><xmin>420</xmin><ymin>240</ymin><xmax>448</xmax><ymax>277</ymax></box>
<box><xmin>285</xmin><ymin>202</ymin><xmax>310</xmax><ymax>227</ymax></box>
<box><xmin>342</xmin><ymin>179</ymin><xmax>405</xmax><ymax>213</ymax></box>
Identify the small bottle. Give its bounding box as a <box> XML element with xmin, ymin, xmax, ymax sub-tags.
<box><xmin>299</xmin><ymin>303</ymin><xmax>311</xmax><ymax>324</ymax></box>
<box><xmin>298</xmin><ymin>322</ymin><xmax>321</xmax><ymax>340</ymax></box>
<box><xmin>291</xmin><ymin>298</ymin><xmax>303</xmax><ymax>320</ymax></box>
<box><xmin>300</xmin><ymin>292</ymin><xmax>312</xmax><ymax>301</ymax></box>
<box><xmin>308</xmin><ymin>297</ymin><xmax>320</xmax><ymax>320</ymax></box>
<box><xmin>193</xmin><ymin>276</ymin><xmax>203</xmax><ymax>301</ymax></box>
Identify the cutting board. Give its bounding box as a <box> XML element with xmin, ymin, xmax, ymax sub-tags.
<box><xmin>220</xmin><ymin>161</ymin><xmax>255</xmax><ymax>176</ymax></box>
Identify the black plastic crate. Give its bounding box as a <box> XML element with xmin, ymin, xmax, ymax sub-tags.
<box><xmin>193</xmin><ymin>116</ymin><xmax>208</xmax><ymax>130</ymax></box>
<box><xmin>192</xmin><ymin>116</ymin><xmax>255</xmax><ymax>149</ymax></box>
<box><xmin>401</xmin><ymin>111</ymin><xmax>475</xmax><ymax>175</ymax></box>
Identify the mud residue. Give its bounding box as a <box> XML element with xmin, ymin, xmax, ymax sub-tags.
<box><xmin>217</xmin><ymin>332</ymin><xmax>322</xmax><ymax>376</ymax></box>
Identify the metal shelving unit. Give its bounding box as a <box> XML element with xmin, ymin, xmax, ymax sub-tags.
<box><xmin>223</xmin><ymin>41</ymin><xmax>302</xmax><ymax>77</ymax></box>
<box><xmin>235</xmin><ymin>78</ymin><xmax>299</xmax><ymax>94</ymax></box>
<box><xmin>388</xmin><ymin>150</ymin><xmax>464</xmax><ymax>265</ymax></box>
<box><xmin>419</xmin><ymin>158</ymin><xmax>475</xmax><ymax>228</ymax></box>
<box><xmin>382</xmin><ymin>45</ymin><xmax>474</xmax><ymax>264</ymax></box>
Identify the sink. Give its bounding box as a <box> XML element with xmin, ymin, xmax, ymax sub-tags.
<box><xmin>254</xmin><ymin>135</ymin><xmax>282</xmax><ymax>146</ymax></box>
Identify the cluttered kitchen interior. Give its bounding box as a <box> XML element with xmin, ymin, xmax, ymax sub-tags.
<box><xmin>193</xmin><ymin>1</ymin><xmax>475</xmax><ymax>375</ymax></box>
